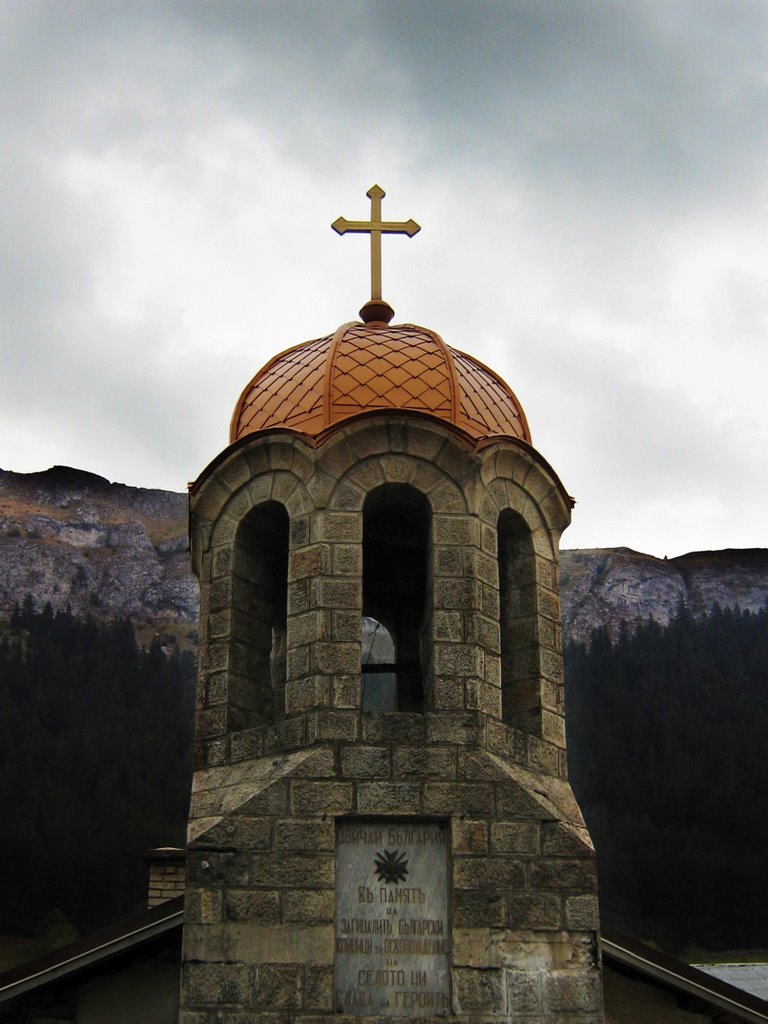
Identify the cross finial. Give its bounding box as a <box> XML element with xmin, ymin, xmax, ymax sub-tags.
<box><xmin>332</xmin><ymin>185</ymin><xmax>420</xmax><ymax>323</ymax></box>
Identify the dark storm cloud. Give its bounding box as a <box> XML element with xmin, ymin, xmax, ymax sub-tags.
<box><xmin>1</xmin><ymin>2</ymin><xmax>766</xmax><ymax>555</ymax></box>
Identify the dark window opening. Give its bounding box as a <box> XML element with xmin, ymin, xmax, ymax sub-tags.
<box><xmin>232</xmin><ymin>500</ymin><xmax>289</xmax><ymax>728</ymax></box>
<box><xmin>362</xmin><ymin>484</ymin><xmax>430</xmax><ymax>713</ymax></box>
<box><xmin>498</xmin><ymin>509</ymin><xmax>538</xmax><ymax>730</ymax></box>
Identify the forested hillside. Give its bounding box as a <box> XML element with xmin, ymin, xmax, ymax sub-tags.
<box><xmin>1</xmin><ymin>590</ymin><xmax>767</xmax><ymax>956</ymax></box>
<box><xmin>0</xmin><ymin>602</ymin><xmax>195</xmax><ymax>942</ymax></box>
<box><xmin>566</xmin><ymin>603</ymin><xmax>768</xmax><ymax>952</ymax></box>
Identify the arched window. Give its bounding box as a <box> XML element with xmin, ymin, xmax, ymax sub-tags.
<box><xmin>362</xmin><ymin>484</ymin><xmax>430</xmax><ymax>712</ymax></box>
<box><xmin>498</xmin><ymin>509</ymin><xmax>537</xmax><ymax>730</ymax></box>
<box><xmin>231</xmin><ymin>501</ymin><xmax>289</xmax><ymax>728</ymax></box>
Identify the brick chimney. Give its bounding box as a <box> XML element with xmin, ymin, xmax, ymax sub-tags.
<box><xmin>145</xmin><ymin>847</ymin><xmax>185</xmax><ymax>907</ymax></box>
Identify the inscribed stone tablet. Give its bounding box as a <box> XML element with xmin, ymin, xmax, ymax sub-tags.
<box><xmin>335</xmin><ymin>819</ymin><xmax>450</xmax><ymax>1016</ymax></box>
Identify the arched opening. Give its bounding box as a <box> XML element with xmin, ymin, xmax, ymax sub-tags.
<box><xmin>498</xmin><ymin>509</ymin><xmax>538</xmax><ymax>731</ymax></box>
<box><xmin>362</xmin><ymin>484</ymin><xmax>430</xmax><ymax>712</ymax></box>
<box><xmin>231</xmin><ymin>500</ymin><xmax>289</xmax><ymax>729</ymax></box>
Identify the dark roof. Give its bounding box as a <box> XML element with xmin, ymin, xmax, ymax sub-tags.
<box><xmin>602</xmin><ymin>924</ymin><xmax>768</xmax><ymax>1023</ymax></box>
<box><xmin>0</xmin><ymin>897</ymin><xmax>182</xmax><ymax>1004</ymax></box>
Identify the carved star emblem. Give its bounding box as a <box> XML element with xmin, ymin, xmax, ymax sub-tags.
<box><xmin>374</xmin><ymin>848</ymin><xmax>409</xmax><ymax>884</ymax></box>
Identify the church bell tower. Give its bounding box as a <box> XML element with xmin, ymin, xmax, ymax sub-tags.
<box><xmin>179</xmin><ymin>187</ymin><xmax>604</xmax><ymax>1023</ymax></box>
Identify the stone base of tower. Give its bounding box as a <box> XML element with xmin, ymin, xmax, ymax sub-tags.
<box><xmin>179</xmin><ymin>710</ymin><xmax>603</xmax><ymax>1023</ymax></box>
<box><xmin>181</xmin><ymin>411</ymin><xmax>604</xmax><ymax>1022</ymax></box>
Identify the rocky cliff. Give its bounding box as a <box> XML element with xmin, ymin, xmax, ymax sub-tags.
<box><xmin>1</xmin><ymin>466</ymin><xmax>766</xmax><ymax>645</ymax></box>
<box><xmin>560</xmin><ymin>546</ymin><xmax>768</xmax><ymax>643</ymax></box>
<box><xmin>0</xmin><ymin>466</ymin><xmax>198</xmax><ymax>642</ymax></box>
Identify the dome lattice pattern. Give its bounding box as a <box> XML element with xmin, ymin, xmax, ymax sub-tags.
<box><xmin>231</xmin><ymin>321</ymin><xmax>530</xmax><ymax>446</ymax></box>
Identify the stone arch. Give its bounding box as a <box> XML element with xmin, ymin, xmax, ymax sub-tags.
<box><xmin>477</xmin><ymin>446</ymin><xmax>570</xmax><ymax>746</ymax></box>
<box><xmin>362</xmin><ymin>483</ymin><xmax>432</xmax><ymax>713</ymax></box>
<box><xmin>228</xmin><ymin>500</ymin><xmax>290</xmax><ymax>729</ymax></box>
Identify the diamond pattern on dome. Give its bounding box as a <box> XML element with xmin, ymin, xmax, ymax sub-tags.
<box><xmin>230</xmin><ymin>321</ymin><xmax>530</xmax><ymax>446</ymax></box>
<box><xmin>452</xmin><ymin>349</ymin><xmax>529</xmax><ymax>441</ymax></box>
<box><xmin>329</xmin><ymin>324</ymin><xmax>453</xmax><ymax>422</ymax></box>
<box><xmin>232</xmin><ymin>334</ymin><xmax>331</xmax><ymax>440</ymax></box>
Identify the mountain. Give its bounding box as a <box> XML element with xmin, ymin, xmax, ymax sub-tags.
<box><xmin>560</xmin><ymin>546</ymin><xmax>768</xmax><ymax>643</ymax></box>
<box><xmin>0</xmin><ymin>466</ymin><xmax>198</xmax><ymax>644</ymax></box>
<box><xmin>1</xmin><ymin>466</ymin><xmax>766</xmax><ymax>642</ymax></box>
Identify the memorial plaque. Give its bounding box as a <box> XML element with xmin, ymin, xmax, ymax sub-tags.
<box><xmin>335</xmin><ymin>819</ymin><xmax>450</xmax><ymax>1016</ymax></box>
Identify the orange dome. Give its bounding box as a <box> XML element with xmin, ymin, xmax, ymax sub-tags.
<box><xmin>230</xmin><ymin>321</ymin><xmax>531</xmax><ymax>447</ymax></box>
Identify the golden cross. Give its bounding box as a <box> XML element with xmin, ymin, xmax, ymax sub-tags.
<box><xmin>332</xmin><ymin>185</ymin><xmax>420</xmax><ymax>303</ymax></box>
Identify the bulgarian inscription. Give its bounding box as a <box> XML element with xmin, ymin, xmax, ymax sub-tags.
<box><xmin>335</xmin><ymin>820</ymin><xmax>450</xmax><ymax>1016</ymax></box>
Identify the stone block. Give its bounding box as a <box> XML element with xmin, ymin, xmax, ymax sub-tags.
<box><xmin>263</xmin><ymin>715</ymin><xmax>308</xmax><ymax>754</ymax></box>
<box><xmin>254</xmin><ymin>964</ymin><xmax>303</xmax><ymax>1010</ymax></box>
<box><xmin>423</xmin><ymin>782</ymin><xmax>494</xmax><ymax>816</ymax></box>
<box><xmin>287</xmin><ymin>579</ymin><xmax>310</xmax><ymax>615</ymax></box>
<box><xmin>454</xmin><ymin>855</ymin><xmax>526</xmax><ymax>890</ymax></box>
<box><xmin>530</xmin><ymin>859</ymin><xmax>597</xmax><ymax>891</ymax></box>
<box><xmin>362</xmin><ymin>713</ymin><xmax>424</xmax><ymax>744</ymax></box>
<box><xmin>310</xmin><ymin>578</ymin><xmax>360</xmax><ymax>610</ymax></box>
<box><xmin>289</xmin><ymin>610</ymin><xmax>326</xmax><ymax>647</ymax></box>
<box><xmin>288</xmin><ymin>544</ymin><xmax>331</xmax><ymax>585</ymax></box>
<box><xmin>507</xmin><ymin>969</ymin><xmax>543</xmax><ymax>1012</ymax></box>
<box><xmin>332</xmin><ymin>544</ymin><xmax>362</xmax><ymax>576</ymax></box>
<box><xmin>435</xmin><ymin>546</ymin><xmax>463</xmax><ymax>576</ymax></box>
<box><xmin>481</xmin><ymin>524</ymin><xmax>498</xmax><ymax>556</ymax></box>
<box><xmin>290</xmin><ymin>514</ymin><xmax>310</xmax><ymax>547</ymax></box>
<box><xmin>426</xmin><ymin>712</ymin><xmax>483</xmax><ymax>747</ymax></box>
<box><xmin>206</xmin><ymin>815</ymin><xmax>273</xmax><ymax>850</ymax></box>
<box><xmin>508</xmin><ymin>893</ymin><xmax>562</xmax><ymax>929</ymax></box>
<box><xmin>304</xmin><ymin>964</ymin><xmax>334</xmax><ymax>1011</ymax></box>
<box><xmin>251</xmin><ymin>853</ymin><xmax>334</xmax><ymax>888</ymax></box>
<box><xmin>182</xmin><ymin>962</ymin><xmax>250</xmax><ymax>1006</ymax></box>
<box><xmin>527</xmin><ymin>735</ymin><xmax>560</xmax><ymax>776</ymax></box>
<box><xmin>432</xmin><ymin>677</ymin><xmax>466</xmax><ymax>709</ymax></box>
<box><xmin>307</xmin><ymin>709</ymin><xmax>358</xmax><ymax>742</ymax></box>
<box><xmin>435</xmin><ymin>643</ymin><xmax>483</xmax><ymax>677</ymax></box>
<box><xmin>541</xmin><ymin>822</ymin><xmax>594</xmax><ymax>858</ymax></box>
<box><xmin>379</xmin><ymin>452</ymin><xmax>413</xmax><ymax>482</ymax></box>
<box><xmin>226</xmin><ymin>888</ymin><xmax>280</xmax><ymax>923</ymax></box>
<box><xmin>465</xmin><ymin>680</ymin><xmax>501</xmax><ymax>716</ymax></box>
<box><xmin>285</xmin><ymin>677</ymin><xmax>330</xmax><ymax>713</ymax></box>
<box><xmin>432</xmin><ymin>610</ymin><xmax>464</xmax><ymax>641</ymax></box>
<box><xmin>409</xmin><ymin>460</ymin><xmax>445</xmax><ymax>493</ymax></box>
<box><xmin>465</xmin><ymin>612</ymin><xmax>500</xmax><ymax>653</ymax></box>
<box><xmin>317</xmin><ymin>436</ymin><xmax>355</xmax><ymax>479</ymax></box>
<box><xmin>341</xmin><ymin>745</ymin><xmax>390</xmax><ymax>779</ymax></box>
<box><xmin>316</xmin><ymin>512</ymin><xmax>361</xmax><ymax>543</ymax></box>
<box><xmin>355</xmin><ymin>782</ymin><xmax>421</xmax><ymax>814</ymax></box>
<box><xmin>452</xmin><ymin>890</ymin><xmax>506</xmax><ymax>928</ymax></box>
<box><xmin>545</xmin><ymin>971</ymin><xmax>602</xmax><ymax>1012</ymax></box>
<box><xmin>333</xmin><ymin>674</ymin><xmax>360</xmax><ymax>708</ymax></box>
<box><xmin>434</xmin><ymin>577</ymin><xmax>481</xmax><ymax>610</ymax></box>
<box><xmin>286</xmin><ymin>646</ymin><xmax>310</xmax><ymax>680</ymax></box>
<box><xmin>283</xmin><ymin>888</ymin><xmax>335</xmax><ymax>924</ymax></box>
<box><xmin>452</xmin><ymin>819</ymin><xmax>488</xmax><ymax>854</ymax></box>
<box><xmin>392</xmin><ymin>746</ymin><xmax>456</xmax><ymax>778</ymax></box>
<box><xmin>453</xmin><ymin>967</ymin><xmax>505</xmax><ymax>1013</ymax></box>
<box><xmin>288</xmin><ymin>746</ymin><xmax>335</xmax><ymax>777</ymax></box>
<box><xmin>274</xmin><ymin>818</ymin><xmax>335</xmax><ymax>851</ymax></box>
<box><xmin>292</xmin><ymin>781</ymin><xmax>354</xmax><ymax>814</ymax></box>
<box><xmin>332</xmin><ymin>481</ymin><xmax>365</xmax><ymax>510</ymax></box>
<box><xmin>565</xmin><ymin>894</ymin><xmax>600</xmax><ymax>929</ymax></box>
<box><xmin>491</xmin><ymin>821</ymin><xmax>539</xmax><ymax>855</ymax></box>
<box><xmin>313</xmin><ymin>641</ymin><xmax>360</xmax><ymax>675</ymax></box>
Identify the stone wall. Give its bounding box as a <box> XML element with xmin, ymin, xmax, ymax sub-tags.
<box><xmin>180</xmin><ymin>416</ymin><xmax>603</xmax><ymax>1023</ymax></box>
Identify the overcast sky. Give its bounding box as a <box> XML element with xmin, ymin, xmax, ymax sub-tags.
<box><xmin>1</xmin><ymin>1</ymin><xmax>766</xmax><ymax>558</ymax></box>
